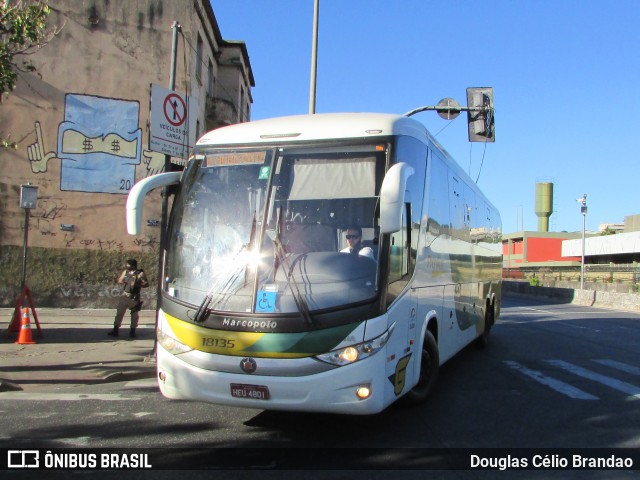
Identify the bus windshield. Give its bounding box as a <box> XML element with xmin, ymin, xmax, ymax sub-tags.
<box><xmin>165</xmin><ymin>143</ymin><xmax>387</xmax><ymax>315</ymax></box>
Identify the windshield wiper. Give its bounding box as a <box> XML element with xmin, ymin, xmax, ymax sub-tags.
<box><xmin>193</xmin><ymin>244</ymin><xmax>249</xmax><ymax>323</ymax></box>
<box><xmin>193</xmin><ymin>213</ymin><xmax>257</xmax><ymax>323</ymax></box>
<box><xmin>194</xmin><ymin>294</ymin><xmax>212</xmax><ymax>323</ymax></box>
<box><xmin>244</xmin><ymin>211</ymin><xmax>257</xmax><ymax>288</ymax></box>
<box><xmin>273</xmin><ymin>207</ymin><xmax>314</xmax><ymax>327</ymax></box>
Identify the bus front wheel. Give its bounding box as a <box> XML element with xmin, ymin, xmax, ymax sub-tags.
<box><xmin>401</xmin><ymin>330</ymin><xmax>439</xmax><ymax>405</ymax></box>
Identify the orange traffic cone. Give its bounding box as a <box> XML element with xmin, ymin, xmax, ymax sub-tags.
<box><xmin>15</xmin><ymin>308</ymin><xmax>36</xmax><ymax>345</ymax></box>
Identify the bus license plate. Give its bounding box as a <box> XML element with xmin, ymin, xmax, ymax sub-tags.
<box><xmin>230</xmin><ymin>383</ymin><xmax>270</xmax><ymax>400</ymax></box>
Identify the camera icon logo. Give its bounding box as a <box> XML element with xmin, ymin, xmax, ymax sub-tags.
<box><xmin>7</xmin><ymin>450</ymin><xmax>39</xmax><ymax>468</ymax></box>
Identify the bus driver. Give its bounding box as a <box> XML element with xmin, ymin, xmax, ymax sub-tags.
<box><xmin>341</xmin><ymin>226</ymin><xmax>374</xmax><ymax>260</ymax></box>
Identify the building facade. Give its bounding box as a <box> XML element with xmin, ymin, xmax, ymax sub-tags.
<box><xmin>502</xmin><ymin>231</ymin><xmax>582</xmax><ymax>279</ymax></box>
<box><xmin>563</xmin><ymin>214</ymin><xmax>640</xmax><ymax>265</ymax></box>
<box><xmin>0</xmin><ymin>0</ymin><xmax>254</xmax><ymax>307</ymax></box>
<box><xmin>503</xmin><ymin>214</ymin><xmax>640</xmax><ymax>287</ymax></box>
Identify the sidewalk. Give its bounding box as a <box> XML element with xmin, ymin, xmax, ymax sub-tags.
<box><xmin>0</xmin><ymin>308</ymin><xmax>157</xmax><ymax>392</ymax></box>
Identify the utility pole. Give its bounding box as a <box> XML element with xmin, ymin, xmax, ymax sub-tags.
<box><xmin>153</xmin><ymin>21</ymin><xmax>181</xmax><ymax>354</ymax></box>
<box><xmin>577</xmin><ymin>194</ymin><xmax>588</xmax><ymax>289</ymax></box>
<box><xmin>308</xmin><ymin>0</ymin><xmax>319</xmax><ymax>114</ymax></box>
<box><xmin>159</xmin><ymin>20</ymin><xmax>180</xmax><ymax>277</ymax></box>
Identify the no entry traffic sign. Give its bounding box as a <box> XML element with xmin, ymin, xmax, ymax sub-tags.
<box><xmin>149</xmin><ymin>84</ymin><xmax>192</xmax><ymax>159</ymax></box>
<box><xmin>164</xmin><ymin>93</ymin><xmax>187</xmax><ymax>127</ymax></box>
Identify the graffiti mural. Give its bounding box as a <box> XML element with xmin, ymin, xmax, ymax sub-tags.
<box><xmin>27</xmin><ymin>121</ymin><xmax>59</xmax><ymax>173</ymax></box>
<box><xmin>142</xmin><ymin>149</ymin><xmax>166</xmax><ymax>176</ymax></box>
<box><xmin>57</xmin><ymin>94</ymin><xmax>143</xmax><ymax>193</ymax></box>
<box><xmin>26</xmin><ymin>94</ymin><xmax>167</xmax><ymax>191</ymax></box>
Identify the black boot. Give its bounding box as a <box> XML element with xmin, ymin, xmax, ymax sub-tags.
<box><xmin>107</xmin><ymin>327</ymin><xmax>119</xmax><ymax>337</ymax></box>
<box><xmin>129</xmin><ymin>328</ymin><xmax>136</xmax><ymax>338</ymax></box>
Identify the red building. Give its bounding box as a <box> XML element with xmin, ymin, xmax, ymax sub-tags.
<box><xmin>503</xmin><ymin>231</ymin><xmax>581</xmax><ymax>278</ymax></box>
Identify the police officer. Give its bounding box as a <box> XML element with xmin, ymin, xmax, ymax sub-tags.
<box><xmin>108</xmin><ymin>259</ymin><xmax>149</xmax><ymax>338</ymax></box>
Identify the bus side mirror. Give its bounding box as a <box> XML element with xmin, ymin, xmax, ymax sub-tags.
<box><xmin>126</xmin><ymin>172</ymin><xmax>182</xmax><ymax>235</ymax></box>
<box><xmin>379</xmin><ymin>162</ymin><xmax>414</xmax><ymax>234</ymax></box>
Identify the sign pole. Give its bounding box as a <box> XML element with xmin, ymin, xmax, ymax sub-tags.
<box><xmin>152</xmin><ymin>21</ymin><xmax>181</xmax><ymax>355</ymax></box>
<box><xmin>18</xmin><ymin>183</ymin><xmax>37</xmax><ymax>292</ymax></box>
<box><xmin>6</xmin><ymin>185</ymin><xmax>42</xmax><ymax>338</ymax></box>
<box><xmin>20</xmin><ymin>208</ymin><xmax>30</xmax><ymax>291</ymax></box>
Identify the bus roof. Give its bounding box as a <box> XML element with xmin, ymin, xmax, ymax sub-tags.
<box><xmin>196</xmin><ymin>113</ymin><xmax>428</xmax><ymax>146</ymax></box>
<box><xmin>195</xmin><ymin>111</ymin><xmax>499</xmax><ymax>215</ymax></box>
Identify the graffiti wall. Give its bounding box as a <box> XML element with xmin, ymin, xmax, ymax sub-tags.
<box><xmin>0</xmin><ymin>78</ymin><xmax>171</xmax><ymax>312</ymax></box>
<box><xmin>0</xmin><ymin>1</ymin><xmax>233</xmax><ymax>307</ymax></box>
<box><xmin>2</xmin><ymin>91</ymin><xmax>167</xmax><ymax>248</ymax></box>
<box><xmin>0</xmin><ymin>89</ymin><xmax>168</xmax><ymax>306</ymax></box>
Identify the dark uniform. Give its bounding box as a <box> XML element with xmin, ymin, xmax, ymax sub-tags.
<box><xmin>108</xmin><ymin>259</ymin><xmax>149</xmax><ymax>338</ymax></box>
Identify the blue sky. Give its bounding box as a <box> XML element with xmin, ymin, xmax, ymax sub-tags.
<box><xmin>212</xmin><ymin>0</ymin><xmax>639</xmax><ymax>234</ymax></box>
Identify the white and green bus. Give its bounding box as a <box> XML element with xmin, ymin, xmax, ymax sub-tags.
<box><xmin>127</xmin><ymin>112</ymin><xmax>502</xmax><ymax>415</ymax></box>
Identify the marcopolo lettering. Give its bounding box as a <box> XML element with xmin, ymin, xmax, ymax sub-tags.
<box><xmin>222</xmin><ymin>317</ymin><xmax>278</xmax><ymax>330</ymax></box>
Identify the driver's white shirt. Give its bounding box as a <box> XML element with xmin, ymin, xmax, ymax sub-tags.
<box><xmin>340</xmin><ymin>245</ymin><xmax>374</xmax><ymax>260</ymax></box>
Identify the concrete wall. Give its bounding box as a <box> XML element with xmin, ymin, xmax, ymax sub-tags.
<box><xmin>503</xmin><ymin>280</ymin><xmax>640</xmax><ymax>312</ymax></box>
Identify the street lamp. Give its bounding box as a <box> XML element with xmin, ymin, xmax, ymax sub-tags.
<box><xmin>577</xmin><ymin>194</ymin><xmax>588</xmax><ymax>289</ymax></box>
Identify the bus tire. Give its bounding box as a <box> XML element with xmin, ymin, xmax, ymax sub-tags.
<box><xmin>475</xmin><ymin>301</ymin><xmax>494</xmax><ymax>349</ymax></box>
<box><xmin>402</xmin><ymin>330</ymin><xmax>439</xmax><ymax>405</ymax></box>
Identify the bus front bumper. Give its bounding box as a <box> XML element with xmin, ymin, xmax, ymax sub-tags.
<box><xmin>156</xmin><ymin>345</ymin><xmax>390</xmax><ymax>415</ymax></box>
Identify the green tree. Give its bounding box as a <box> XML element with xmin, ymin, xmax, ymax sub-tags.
<box><xmin>1</xmin><ymin>0</ymin><xmax>57</xmax><ymax>148</ymax></box>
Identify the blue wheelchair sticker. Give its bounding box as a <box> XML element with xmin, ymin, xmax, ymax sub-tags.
<box><xmin>256</xmin><ymin>290</ymin><xmax>277</xmax><ymax>312</ymax></box>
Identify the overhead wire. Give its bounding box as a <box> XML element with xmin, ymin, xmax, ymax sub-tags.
<box><xmin>430</xmin><ymin>110</ymin><xmax>491</xmax><ymax>184</ymax></box>
<box><xmin>474</xmin><ymin>105</ymin><xmax>496</xmax><ymax>183</ymax></box>
<box><xmin>433</xmin><ymin>117</ymin><xmax>456</xmax><ymax>137</ymax></box>
<box><xmin>475</xmin><ymin>141</ymin><xmax>488</xmax><ymax>184</ymax></box>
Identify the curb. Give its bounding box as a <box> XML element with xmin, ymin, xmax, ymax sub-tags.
<box><xmin>99</xmin><ymin>356</ymin><xmax>157</xmax><ymax>384</ymax></box>
<box><xmin>0</xmin><ymin>369</ymin><xmax>156</xmax><ymax>392</ymax></box>
<box><xmin>0</xmin><ymin>379</ymin><xmax>22</xmax><ymax>392</ymax></box>
<box><xmin>0</xmin><ymin>356</ymin><xmax>157</xmax><ymax>391</ymax></box>
<box><xmin>101</xmin><ymin>369</ymin><xmax>157</xmax><ymax>384</ymax></box>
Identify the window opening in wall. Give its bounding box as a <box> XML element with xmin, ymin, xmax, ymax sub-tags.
<box><xmin>196</xmin><ymin>34</ymin><xmax>203</xmax><ymax>82</ymax></box>
<box><xmin>240</xmin><ymin>87</ymin><xmax>245</xmax><ymax>122</ymax></box>
<box><xmin>207</xmin><ymin>60</ymin><xmax>214</xmax><ymax>97</ymax></box>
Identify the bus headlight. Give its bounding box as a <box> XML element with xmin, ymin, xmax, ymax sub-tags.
<box><xmin>157</xmin><ymin>329</ymin><xmax>193</xmax><ymax>355</ymax></box>
<box><xmin>314</xmin><ymin>323</ymin><xmax>395</xmax><ymax>366</ymax></box>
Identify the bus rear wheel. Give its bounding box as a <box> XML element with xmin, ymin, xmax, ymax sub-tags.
<box><xmin>402</xmin><ymin>330</ymin><xmax>439</xmax><ymax>405</ymax></box>
<box><xmin>475</xmin><ymin>301</ymin><xmax>494</xmax><ymax>349</ymax></box>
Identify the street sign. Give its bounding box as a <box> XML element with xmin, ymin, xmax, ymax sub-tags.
<box><xmin>19</xmin><ymin>184</ymin><xmax>38</xmax><ymax>209</ymax></box>
<box><xmin>149</xmin><ymin>84</ymin><xmax>192</xmax><ymax>159</ymax></box>
<box><xmin>466</xmin><ymin>87</ymin><xmax>495</xmax><ymax>143</ymax></box>
<box><xmin>436</xmin><ymin>98</ymin><xmax>461</xmax><ymax>120</ymax></box>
